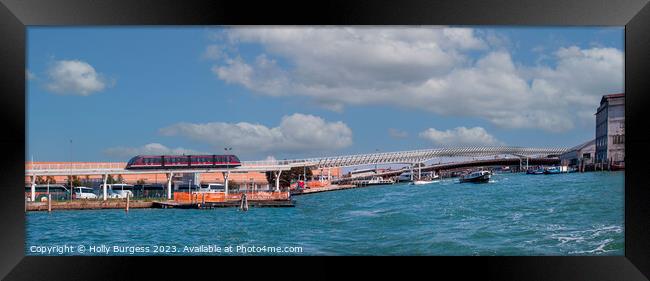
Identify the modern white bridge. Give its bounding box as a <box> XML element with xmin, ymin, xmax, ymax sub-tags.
<box><xmin>25</xmin><ymin>146</ymin><xmax>570</xmax><ymax>201</ymax></box>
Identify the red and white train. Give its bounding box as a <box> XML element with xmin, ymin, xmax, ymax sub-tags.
<box><xmin>125</xmin><ymin>155</ymin><xmax>242</xmax><ymax>170</ymax></box>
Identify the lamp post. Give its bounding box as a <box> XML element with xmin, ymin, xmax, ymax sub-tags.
<box><xmin>224</xmin><ymin>147</ymin><xmax>232</xmax><ymax>170</ymax></box>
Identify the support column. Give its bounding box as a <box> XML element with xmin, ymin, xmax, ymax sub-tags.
<box><xmin>102</xmin><ymin>173</ymin><xmax>108</xmax><ymax>201</ymax></box>
<box><xmin>327</xmin><ymin>168</ymin><xmax>331</xmax><ymax>181</ymax></box>
<box><xmin>275</xmin><ymin>170</ymin><xmax>282</xmax><ymax>192</ymax></box>
<box><xmin>222</xmin><ymin>171</ymin><xmax>230</xmax><ymax>194</ymax></box>
<box><xmin>166</xmin><ymin>172</ymin><xmax>173</xmax><ymax>200</ymax></box>
<box><xmin>30</xmin><ymin>175</ymin><xmax>36</xmax><ymax>202</ymax></box>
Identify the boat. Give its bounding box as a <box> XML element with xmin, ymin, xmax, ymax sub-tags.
<box><xmin>459</xmin><ymin>170</ymin><xmax>491</xmax><ymax>183</ymax></box>
<box><xmin>409</xmin><ymin>174</ymin><xmax>440</xmax><ymax>185</ymax></box>
<box><xmin>357</xmin><ymin>176</ymin><xmax>394</xmax><ymax>186</ymax></box>
<box><xmin>544</xmin><ymin>166</ymin><xmax>562</xmax><ymax>174</ymax></box>
<box><xmin>410</xmin><ymin>180</ymin><xmax>437</xmax><ymax>185</ymax></box>
<box><xmin>526</xmin><ymin>168</ymin><xmax>545</xmax><ymax>175</ymax></box>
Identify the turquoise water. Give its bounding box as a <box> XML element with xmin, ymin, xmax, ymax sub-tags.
<box><xmin>26</xmin><ymin>172</ymin><xmax>624</xmax><ymax>256</ymax></box>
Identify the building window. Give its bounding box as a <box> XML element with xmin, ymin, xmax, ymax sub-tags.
<box><xmin>582</xmin><ymin>153</ymin><xmax>591</xmax><ymax>159</ymax></box>
<box><xmin>613</xmin><ymin>134</ymin><xmax>624</xmax><ymax>144</ymax></box>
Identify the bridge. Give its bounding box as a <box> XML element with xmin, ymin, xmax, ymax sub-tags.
<box><xmin>25</xmin><ymin>146</ymin><xmax>570</xmax><ymax>201</ymax></box>
<box><xmin>332</xmin><ymin>157</ymin><xmax>561</xmax><ymax>184</ymax></box>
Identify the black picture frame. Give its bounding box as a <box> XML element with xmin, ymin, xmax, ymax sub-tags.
<box><xmin>1</xmin><ymin>0</ymin><xmax>649</xmax><ymax>280</ymax></box>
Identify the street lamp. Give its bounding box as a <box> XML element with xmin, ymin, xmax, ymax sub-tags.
<box><xmin>224</xmin><ymin>147</ymin><xmax>232</xmax><ymax>170</ymax></box>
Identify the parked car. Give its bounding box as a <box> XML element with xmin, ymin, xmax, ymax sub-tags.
<box><xmin>73</xmin><ymin>187</ymin><xmax>98</xmax><ymax>199</ymax></box>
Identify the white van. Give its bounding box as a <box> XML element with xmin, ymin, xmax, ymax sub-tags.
<box><xmin>106</xmin><ymin>184</ymin><xmax>134</xmax><ymax>198</ymax></box>
<box><xmin>198</xmin><ymin>183</ymin><xmax>225</xmax><ymax>193</ymax></box>
<box><xmin>74</xmin><ymin>187</ymin><xmax>98</xmax><ymax>199</ymax></box>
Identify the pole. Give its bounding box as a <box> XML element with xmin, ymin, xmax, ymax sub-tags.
<box><xmin>223</xmin><ymin>172</ymin><xmax>230</xmax><ymax>195</ymax></box>
<box><xmin>125</xmin><ymin>193</ymin><xmax>129</xmax><ymax>212</ymax></box>
<box><xmin>30</xmin><ymin>176</ymin><xmax>36</xmax><ymax>202</ymax></box>
<box><xmin>167</xmin><ymin>172</ymin><xmax>173</xmax><ymax>200</ymax></box>
<box><xmin>48</xmin><ymin>194</ymin><xmax>52</xmax><ymax>213</ymax></box>
<box><xmin>102</xmin><ymin>174</ymin><xmax>108</xmax><ymax>201</ymax></box>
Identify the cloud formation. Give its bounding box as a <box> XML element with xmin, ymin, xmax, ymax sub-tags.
<box><xmin>206</xmin><ymin>27</ymin><xmax>623</xmax><ymax>132</ymax></box>
<box><xmin>46</xmin><ymin>60</ymin><xmax>110</xmax><ymax>95</ymax></box>
<box><xmin>419</xmin><ymin>126</ymin><xmax>502</xmax><ymax>146</ymax></box>
<box><xmin>104</xmin><ymin>143</ymin><xmax>205</xmax><ymax>158</ymax></box>
<box><xmin>159</xmin><ymin>113</ymin><xmax>353</xmax><ymax>154</ymax></box>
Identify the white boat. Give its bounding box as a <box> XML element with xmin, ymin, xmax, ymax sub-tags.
<box><xmin>357</xmin><ymin>176</ymin><xmax>395</xmax><ymax>186</ymax></box>
<box><xmin>410</xmin><ymin>180</ymin><xmax>436</xmax><ymax>185</ymax></box>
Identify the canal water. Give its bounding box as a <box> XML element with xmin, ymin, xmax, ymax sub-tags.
<box><xmin>26</xmin><ymin>171</ymin><xmax>624</xmax><ymax>256</ymax></box>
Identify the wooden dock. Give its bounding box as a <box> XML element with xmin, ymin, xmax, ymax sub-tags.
<box><xmin>26</xmin><ymin>200</ymin><xmax>154</xmax><ymax>211</ymax></box>
<box><xmin>153</xmin><ymin>200</ymin><xmax>295</xmax><ymax>209</ymax></box>
<box><xmin>290</xmin><ymin>184</ymin><xmax>359</xmax><ymax>195</ymax></box>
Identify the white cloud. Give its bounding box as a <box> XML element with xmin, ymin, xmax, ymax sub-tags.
<box><xmin>159</xmin><ymin>113</ymin><xmax>353</xmax><ymax>154</ymax></box>
<box><xmin>419</xmin><ymin>127</ymin><xmax>503</xmax><ymax>146</ymax></box>
<box><xmin>46</xmin><ymin>60</ymin><xmax>109</xmax><ymax>96</ymax></box>
<box><xmin>103</xmin><ymin>143</ymin><xmax>205</xmax><ymax>158</ymax></box>
<box><xmin>206</xmin><ymin>27</ymin><xmax>623</xmax><ymax>132</ymax></box>
<box><xmin>388</xmin><ymin>128</ymin><xmax>408</xmax><ymax>138</ymax></box>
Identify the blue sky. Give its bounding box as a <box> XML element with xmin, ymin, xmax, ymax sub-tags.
<box><xmin>26</xmin><ymin>26</ymin><xmax>624</xmax><ymax>162</ymax></box>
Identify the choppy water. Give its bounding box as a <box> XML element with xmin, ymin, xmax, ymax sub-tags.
<box><xmin>26</xmin><ymin>172</ymin><xmax>624</xmax><ymax>256</ymax></box>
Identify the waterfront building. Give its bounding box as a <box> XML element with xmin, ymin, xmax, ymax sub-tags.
<box><xmin>559</xmin><ymin>139</ymin><xmax>596</xmax><ymax>169</ymax></box>
<box><xmin>595</xmin><ymin>93</ymin><xmax>625</xmax><ymax>167</ymax></box>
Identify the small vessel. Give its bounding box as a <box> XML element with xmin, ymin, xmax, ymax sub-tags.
<box><xmin>459</xmin><ymin>170</ymin><xmax>491</xmax><ymax>183</ymax></box>
<box><xmin>356</xmin><ymin>176</ymin><xmax>395</xmax><ymax>186</ymax></box>
<box><xmin>409</xmin><ymin>174</ymin><xmax>440</xmax><ymax>185</ymax></box>
<box><xmin>544</xmin><ymin>166</ymin><xmax>562</xmax><ymax>174</ymax></box>
<box><xmin>526</xmin><ymin>168</ymin><xmax>545</xmax><ymax>175</ymax></box>
<box><xmin>410</xmin><ymin>180</ymin><xmax>436</xmax><ymax>185</ymax></box>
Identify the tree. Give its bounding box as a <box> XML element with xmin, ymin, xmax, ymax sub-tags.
<box><xmin>35</xmin><ymin>176</ymin><xmax>45</xmax><ymax>184</ymax></box>
<box><xmin>117</xmin><ymin>174</ymin><xmax>124</xmax><ymax>183</ymax></box>
<box><xmin>46</xmin><ymin>176</ymin><xmax>56</xmax><ymax>184</ymax></box>
<box><xmin>136</xmin><ymin>179</ymin><xmax>146</xmax><ymax>185</ymax></box>
<box><xmin>106</xmin><ymin>174</ymin><xmax>116</xmax><ymax>184</ymax></box>
<box><xmin>80</xmin><ymin>175</ymin><xmax>92</xmax><ymax>187</ymax></box>
<box><xmin>266</xmin><ymin>167</ymin><xmax>313</xmax><ymax>189</ymax></box>
<box><xmin>68</xmin><ymin>175</ymin><xmax>81</xmax><ymax>187</ymax></box>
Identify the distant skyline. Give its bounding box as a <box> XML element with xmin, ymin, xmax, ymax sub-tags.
<box><xmin>26</xmin><ymin>26</ymin><xmax>624</xmax><ymax>161</ymax></box>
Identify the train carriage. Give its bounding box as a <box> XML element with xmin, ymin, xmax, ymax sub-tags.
<box><xmin>125</xmin><ymin>155</ymin><xmax>241</xmax><ymax>169</ymax></box>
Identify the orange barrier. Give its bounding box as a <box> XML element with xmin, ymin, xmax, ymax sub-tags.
<box><xmin>174</xmin><ymin>191</ymin><xmax>289</xmax><ymax>203</ymax></box>
<box><xmin>306</xmin><ymin>181</ymin><xmax>330</xmax><ymax>188</ymax></box>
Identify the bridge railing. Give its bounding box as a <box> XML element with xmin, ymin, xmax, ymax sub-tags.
<box><xmin>26</xmin><ymin>162</ymin><xmax>126</xmax><ymax>171</ymax></box>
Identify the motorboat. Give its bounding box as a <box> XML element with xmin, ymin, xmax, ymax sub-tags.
<box><xmin>459</xmin><ymin>170</ymin><xmax>491</xmax><ymax>183</ymax></box>
<box><xmin>526</xmin><ymin>168</ymin><xmax>545</xmax><ymax>175</ymax></box>
<box><xmin>410</xmin><ymin>180</ymin><xmax>437</xmax><ymax>185</ymax></box>
<box><xmin>356</xmin><ymin>176</ymin><xmax>395</xmax><ymax>186</ymax></box>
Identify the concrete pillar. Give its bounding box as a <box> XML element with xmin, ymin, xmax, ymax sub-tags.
<box><xmin>30</xmin><ymin>176</ymin><xmax>36</xmax><ymax>202</ymax></box>
<box><xmin>222</xmin><ymin>171</ymin><xmax>230</xmax><ymax>194</ymax></box>
<box><xmin>166</xmin><ymin>172</ymin><xmax>173</xmax><ymax>200</ymax></box>
<box><xmin>102</xmin><ymin>174</ymin><xmax>108</xmax><ymax>201</ymax></box>
<box><xmin>275</xmin><ymin>170</ymin><xmax>282</xmax><ymax>192</ymax></box>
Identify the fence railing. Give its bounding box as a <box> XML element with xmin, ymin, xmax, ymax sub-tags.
<box><xmin>27</xmin><ymin>163</ymin><xmax>126</xmax><ymax>171</ymax></box>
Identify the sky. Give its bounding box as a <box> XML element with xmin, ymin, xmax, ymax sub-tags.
<box><xmin>26</xmin><ymin>26</ymin><xmax>624</xmax><ymax>162</ymax></box>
